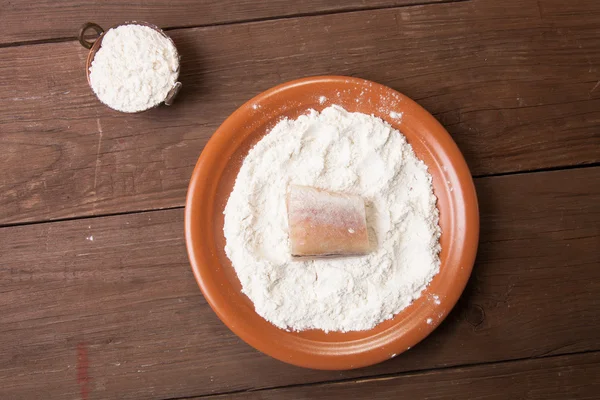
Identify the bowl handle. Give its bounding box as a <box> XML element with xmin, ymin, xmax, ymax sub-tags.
<box><xmin>165</xmin><ymin>82</ymin><xmax>182</xmax><ymax>106</ymax></box>
<box><xmin>78</xmin><ymin>22</ymin><xmax>104</xmax><ymax>49</ymax></box>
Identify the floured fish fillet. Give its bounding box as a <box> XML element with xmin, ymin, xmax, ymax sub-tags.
<box><xmin>287</xmin><ymin>185</ymin><xmax>370</xmax><ymax>258</ymax></box>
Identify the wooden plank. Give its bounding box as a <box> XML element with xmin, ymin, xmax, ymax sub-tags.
<box><xmin>539</xmin><ymin>0</ymin><xmax>600</xmax><ymax>21</ymax></box>
<box><xmin>204</xmin><ymin>352</ymin><xmax>600</xmax><ymax>399</ymax></box>
<box><xmin>1</xmin><ymin>0</ymin><xmax>599</xmax><ymax>223</ymax></box>
<box><xmin>0</xmin><ymin>167</ymin><xmax>598</xmax><ymax>399</ymax></box>
<box><xmin>0</xmin><ymin>0</ymin><xmax>446</xmax><ymax>46</ymax></box>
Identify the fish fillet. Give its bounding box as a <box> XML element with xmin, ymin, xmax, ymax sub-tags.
<box><xmin>287</xmin><ymin>185</ymin><xmax>370</xmax><ymax>258</ymax></box>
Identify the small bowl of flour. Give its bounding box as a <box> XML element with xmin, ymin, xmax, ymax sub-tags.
<box><xmin>79</xmin><ymin>21</ymin><xmax>181</xmax><ymax>113</ymax></box>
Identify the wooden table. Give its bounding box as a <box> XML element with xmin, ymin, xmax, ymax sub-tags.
<box><xmin>1</xmin><ymin>0</ymin><xmax>599</xmax><ymax>398</ymax></box>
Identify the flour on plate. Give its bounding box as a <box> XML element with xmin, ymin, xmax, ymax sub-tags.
<box><xmin>223</xmin><ymin>105</ymin><xmax>441</xmax><ymax>332</ymax></box>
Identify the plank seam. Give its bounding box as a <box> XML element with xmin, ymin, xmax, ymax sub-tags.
<box><xmin>0</xmin><ymin>0</ymin><xmax>470</xmax><ymax>49</ymax></box>
<box><xmin>0</xmin><ymin>205</ymin><xmax>184</xmax><ymax>230</ymax></box>
<box><xmin>472</xmin><ymin>161</ymin><xmax>600</xmax><ymax>179</ymax></box>
<box><xmin>159</xmin><ymin>349</ymin><xmax>600</xmax><ymax>400</ymax></box>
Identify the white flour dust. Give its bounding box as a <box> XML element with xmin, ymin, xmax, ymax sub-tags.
<box><xmin>223</xmin><ymin>105</ymin><xmax>441</xmax><ymax>332</ymax></box>
<box><xmin>89</xmin><ymin>25</ymin><xmax>179</xmax><ymax>112</ymax></box>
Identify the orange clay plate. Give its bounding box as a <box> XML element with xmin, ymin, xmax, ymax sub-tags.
<box><xmin>185</xmin><ymin>76</ymin><xmax>479</xmax><ymax>370</ymax></box>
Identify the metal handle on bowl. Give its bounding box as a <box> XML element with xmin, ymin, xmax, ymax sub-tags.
<box><xmin>164</xmin><ymin>82</ymin><xmax>182</xmax><ymax>106</ymax></box>
<box><xmin>78</xmin><ymin>22</ymin><xmax>104</xmax><ymax>49</ymax></box>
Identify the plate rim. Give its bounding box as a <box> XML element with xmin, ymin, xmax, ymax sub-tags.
<box><xmin>185</xmin><ymin>75</ymin><xmax>479</xmax><ymax>370</ymax></box>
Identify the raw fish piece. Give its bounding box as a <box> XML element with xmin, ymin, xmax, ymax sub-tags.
<box><xmin>287</xmin><ymin>185</ymin><xmax>370</xmax><ymax>258</ymax></box>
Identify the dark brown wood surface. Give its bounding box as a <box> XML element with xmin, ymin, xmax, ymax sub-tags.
<box><xmin>1</xmin><ymin>167</ymin><xmax>598</xmax><ymax>399</ymax></box>
<box><xmin>207</xmin><ymin>352</ymin><xmax>600</xmax><ymax>399</ymax></box>
<box><xmin>1</xmin><ymin>0</ymin><xmax>600</xmax><ymax>225</ymax></box>
<box><xmin>1</xmin><ymin>0</ymin><xmax>599</xmax><ymax>398</ymax></box>
<box><xmin>0</xmin><ymin>0</ymin><xmax>448</xmax><ymax>45</ymax></box>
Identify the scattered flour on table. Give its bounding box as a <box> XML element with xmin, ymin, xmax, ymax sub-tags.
<box><xmin>89</xmin><ymin>24</ymin><xmax>179</xmax><ymax>112</ymax></box>
<box><xmin>223</xmin><ymin>105</ymin><xmax>441</xmax><ymax>332</ymax></box>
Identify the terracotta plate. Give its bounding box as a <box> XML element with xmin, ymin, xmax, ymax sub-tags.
<box><xmin>185</xmin><ymin>76</ymin><xmax>479</xmax><ymax>370</ymax></box>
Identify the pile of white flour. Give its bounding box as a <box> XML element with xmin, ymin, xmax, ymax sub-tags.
<box><xmin>89</xmin><ymin>25</ymin><xmax>179</xmax><ymax>113</ymax></box>
<box><xmin>224</xmin><ymin>105</ymin><xmax>441</xmax><ymax>332</ymax></box>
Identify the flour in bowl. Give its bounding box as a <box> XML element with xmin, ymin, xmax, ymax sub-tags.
<box><xmin>223</xmin><ymin>105</ymin><xmax>441</xmax><ymax>332</ymax></box>
<box><xmin>89</xmin><ymin>24</ymin><xmax>179</xmax><ymax>113</ymax></box>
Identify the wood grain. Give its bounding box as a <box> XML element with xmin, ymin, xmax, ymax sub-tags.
<box><xmin>1</xmin><ymin>167</ymin><xmax>598</xmax><ymax>399</ymax></box>
<box><xmin>204</xmin><ymin>352</ymin><xmax>600</xmax><ymax>399</ymax></box>
<box><xmin>0</xmin><ymin>0</ymin><xmax>447</xmax><ymax>46</ymax></box>
<box><xmin>1</xmin><ymin>0</ymin><xmax>600</xmax><ymax>225</ymax></box>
